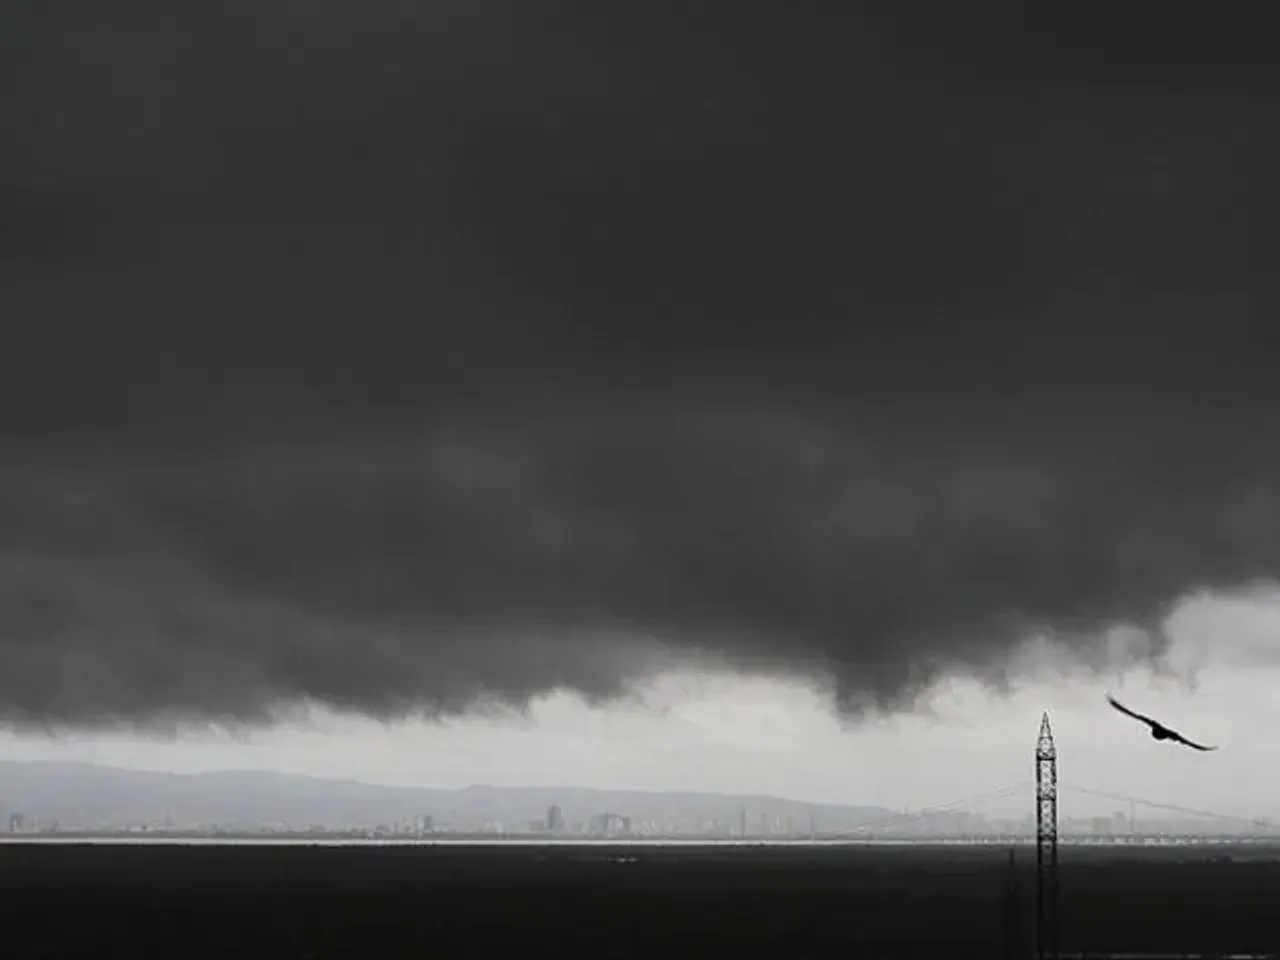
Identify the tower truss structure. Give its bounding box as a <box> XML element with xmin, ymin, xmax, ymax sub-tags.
<box><xmin>1035</xmin><ymin>711</ymin><xmax>1059</xmax><ymax>960</ymax></box>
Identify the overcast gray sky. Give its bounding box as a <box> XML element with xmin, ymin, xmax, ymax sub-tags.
<box><xmin>3</xmin><ymin>3</ymin><xmax>1277</xmax><ymax>828</ymax></box>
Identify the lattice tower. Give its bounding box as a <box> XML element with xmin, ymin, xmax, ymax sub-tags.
<box><xmin>1035</xmin><ymin>711</ymin><xmax>1059</xmax><ymax>960</ymax></box>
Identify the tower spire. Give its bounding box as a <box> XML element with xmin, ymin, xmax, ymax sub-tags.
<box><xmin>1035</xmin><ymin>711</ymin><xmax>1059</xmax><ymax>960</ymax></box>
<box><xmin>1037</xmin><ymin>712</ymin><xmax>1055</xmax><ymax>759</ymax></box>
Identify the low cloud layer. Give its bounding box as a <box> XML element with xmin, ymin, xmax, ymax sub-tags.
<box><xmin>5</xmin><ymin>407</ymin><xmax>1280</xmax><ymax>728</ymax></box>
<box><xmin>1</xmin><ymin>4</ymin><xmax>1277</xmax><ymax>727</ymax></box>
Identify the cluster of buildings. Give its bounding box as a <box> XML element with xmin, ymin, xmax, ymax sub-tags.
<box><xmin>522</xmin><ymin>807</ymin><xmax>637</xmax><ymax>837</ymax></box>
<box><xmin>518</xmin><ymin>805</ymin><xmax>822</xmax><ymax>838</ymax></box>
<box><xmin>2</xmin><ymin>803</ymin><xmax>1261</xmax><ymax>841</ymax></box>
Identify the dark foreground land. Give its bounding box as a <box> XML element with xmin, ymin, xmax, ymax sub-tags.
<box><xmin>0</xmin><ymin>842</ymin><xmax>1278</xmax><ymax>958</ymax></box>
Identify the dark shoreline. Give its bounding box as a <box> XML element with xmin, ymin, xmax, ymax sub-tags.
<box><xmin>0</xmin><ymin>842</ymin><xmax>1276</xmax><ymax>957</ymax></box>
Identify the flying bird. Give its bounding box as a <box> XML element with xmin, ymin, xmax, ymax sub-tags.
<box><xmin>1106</xmin><ymin>695</ymin><xmax>1217</xmax><ymax>751</ymax></box>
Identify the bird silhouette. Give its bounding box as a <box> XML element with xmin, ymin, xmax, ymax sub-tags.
<box><xmin>1106</xmin><ymin>695</ymin><xmax>1217</xmax><ymax>751</ymax></box>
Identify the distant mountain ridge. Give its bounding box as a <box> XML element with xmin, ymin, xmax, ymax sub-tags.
<box><xmin>0</xmin><ymin>760</ymin><xmax>893</xmax><ymax>832</ymax></box>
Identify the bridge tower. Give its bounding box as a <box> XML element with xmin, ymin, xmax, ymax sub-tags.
<box><xmin>1035</xmin><ymin>712</ymin><xmax>1059</xmax><ymax>960</ymax></box>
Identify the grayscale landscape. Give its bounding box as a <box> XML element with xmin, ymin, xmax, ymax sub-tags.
<box><xmin>3</xmin><ymin>0</ymin><xmax>1275</xmax><ymax>956</ymax></box>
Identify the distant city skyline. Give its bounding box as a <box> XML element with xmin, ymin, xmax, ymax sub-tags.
<box><xmin>0</xmin><ymin>754</ymin><xmax>1262</xmax><ymax>841</ymax></box>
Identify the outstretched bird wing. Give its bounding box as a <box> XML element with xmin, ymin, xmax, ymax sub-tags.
<box><xmin>1168</xmin><ymin>729</ymin><xmax>1218</xmax><ymax>752</ymax></box>
<box><xmin>1106</xmin><ymin>694</ymin><xmax>1157</xmax><ymax>728</ymax></box>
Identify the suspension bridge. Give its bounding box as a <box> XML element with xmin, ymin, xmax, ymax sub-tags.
<box><xmin>841</xmin><ymin>780</ymin><xmax>1275</xmax><ymax>846</ymax></box>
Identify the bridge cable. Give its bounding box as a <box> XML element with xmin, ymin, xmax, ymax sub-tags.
<box><xmin>1061</xmin><ymin>782</ymin><xmax>1270</xmax><ymax>830</ymax></box>
<box><xmin>853</xmin><ymin>783</ymin><xmax>1026</xmax><ymax>834</ymax></box>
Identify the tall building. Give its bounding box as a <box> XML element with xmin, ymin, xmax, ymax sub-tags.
<box><xmin>546</xmin><ymin>805</ymin><xmax>565</xmax><ymax>833</ymax></box>
<box><xmin>8</xmin><ymin>813</ymin><xmax>24</xmax><ymax>834</ymax></box>
<box><xmin>587</xmin><ymin>812</ymin><xmax>628</xmax><ymax>836</ymax></box>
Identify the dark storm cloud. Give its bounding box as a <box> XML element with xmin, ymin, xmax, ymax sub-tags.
<box><xmin>1</xmin><ymin>3</ymin><xmax>1277</xmax><ymax>726</ymax></box>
